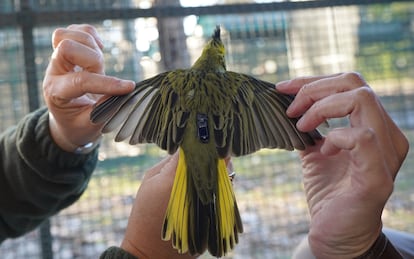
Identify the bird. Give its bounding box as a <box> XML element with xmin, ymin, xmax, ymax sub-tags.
<box><xmin>90</xmin><ymin>25</ymin><xmax>321</xmax><ymax>257</ymax></box>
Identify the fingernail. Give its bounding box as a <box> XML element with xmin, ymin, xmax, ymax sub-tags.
<box><xmin>120</xmin><ymin>80</ymin><xmax>135</xmax><ymax>88</ymax></box>
<box><xmin>296</xmin><ymin>117</ymin><xmax>304</xmax><ymax>129</ymax></box>
<box><xmin>286</xmin><ymin>105</ymin><xmax>297</xmax><ymax>118</ymax></box>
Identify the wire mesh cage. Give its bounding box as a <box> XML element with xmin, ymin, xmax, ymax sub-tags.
<box><xmin>0</xmin><ymin>0</ymin><xmax>413</xmax><ymax>258</ymax></box>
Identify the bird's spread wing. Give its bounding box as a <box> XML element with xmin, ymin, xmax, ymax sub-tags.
<box><xmin>214</xmin><ymin>72</ymin><xmax>321</xmax><ymax>157</ymax></box>
<box><xmin>91</xmin><ymin>70</ymin><xmax>321</xmax><ymax>156</ymax></box>
<box><xmin>90</xmin><ymin>71</ymin><xmax>190</xmax><ymax>154</ymax></box>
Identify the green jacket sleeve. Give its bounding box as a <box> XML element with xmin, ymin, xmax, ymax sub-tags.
<box><xmin>100</xmin><ymin>246</ymin><xmax>138</xmax><ymax>259</ymax></box>
<box><xmin>0</xmin><ymin>107</ymin><xmax>98</xmax><ymax>242</ymax></box>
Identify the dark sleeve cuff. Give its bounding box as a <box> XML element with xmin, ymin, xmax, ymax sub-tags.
<box><xmin>354</xmin><ymin>232</ymin><xmax>403</xmax><ymax>259</ymax></box>
<box><xmin>100</xmin><ymin>246</ymin><xmax>138</xmax><ymax>259</ymax></box>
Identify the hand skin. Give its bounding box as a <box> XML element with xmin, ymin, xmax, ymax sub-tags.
<box><xmin>43</xmin><ymin>24</ymin><xmax>135</xmax><ymax>152</ymax></box>
<box><xmin>121</xmin><ymin>153</ymin><xmax>234</xmax><ymax>259</ymax></box>
<box><xmin>121</xmin><ymin>152</ymin><xmax>197</xmax><ymax>259</ymax></box>
<box><xmin>276</xmin><ymin>72</ymin><xmax>409</xmax><ymax>258</ymax></box>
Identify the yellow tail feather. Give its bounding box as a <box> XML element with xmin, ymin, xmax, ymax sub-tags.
<box><xmin>162</xmin><ymin>148</ymin><xmax>189</xmax><ymax>253</ymax></box>
<box><xmin>162</xmin><ymin>149</ymin><xmax>242</xmax><ymax>256</ymax></box>
<box><xmin>217</xmin><ymin>158</ymin><xmax>239</xmax><ymax>252</ymax></box>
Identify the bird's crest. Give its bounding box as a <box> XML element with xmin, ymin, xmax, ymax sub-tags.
<box><xmin>212</xmin><ymin>25</ymin><xmax>221</xmax><ymax>41</ymax></box>
<box><xmin>192</xmin><ymin>25</ymin><xmax>226</xmax><ymax>72</ymax></box>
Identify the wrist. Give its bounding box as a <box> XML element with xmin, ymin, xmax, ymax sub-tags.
<box><xmin>48</xmin><ymin>113</ymin><xmax>102</xmax><ymax>154</ymax></box>
<box><xmin>73</xmin><ymin>135</ymin><xmax>102</xmax><ymax>154</ymax></box>
<box><xmin>354</xmin><ymin>232</ymin><xmax>403</xmax><ymax>259</ymax></box>
<box><xmin>308</xmin><ymin>223</ymin><xmax>383</xmax><ymax>258</ymax></box>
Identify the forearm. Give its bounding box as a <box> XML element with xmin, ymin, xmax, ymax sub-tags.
<box><xmin>0</xmin><ymin>107</ymin><xmax>98</xmax><ymax>241</ymax></box>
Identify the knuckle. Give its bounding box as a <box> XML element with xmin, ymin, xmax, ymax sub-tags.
<box><xmin>50</xmin><ymin>94</ymin><xmax>66</xmax><ymax>106</ymax></box>
<box><xmin>357</xmin><ymin>127</ymin><xmax>376</xmax><ymax>143</ymax></box>
<box><xmin>42</xmin><ymin>80</ymin><xmax>53</xmax><ymax>97</ymax></box>
<box><xmin>79</xmin><ymin>24</ymin><xmax>96</xmax><ymax>34</ymax></box>
<box><xmin>353</xmin><ymin>86</ymin><xmax>377</xmax><ymax>105</ymax></box>
<box><xmin>67</xmin><ymin>23</ymin><xmax>93</xmax><ymax>31</ymax></box>
<box><xmin>293</xmin><ymin>76</ymin><xmax>311</xmax><ymax>87</ymax></box>
<box><xmin>80</xmin><ymin>29</ymin><xmax>98</xmax><ymax>46</ymax></box>
<box><xmin>297</xmin><ymin>82</ymin><xmax>316</xmax><ymax>103</ymax></box>
<box><xmin>94</xmin><ymin>50</ymin><xmax>105</xmax><ymax>64</ymax></box>
<box><xmin>85</xmin><ymin>50</ymin><xmax>104</xmax><ymax>72</ymax></box>
<box><xmin>52</xmin><ymin>28</ymin><xmax>65</xmax><ymax>41</ymax></box>
<box><xmin>51</xmin><ymin>28</ymin><xmax>68</xmax><ymax>48</ymax></box>
<box><xmin>298</xmin><ymin>82</ymin><xmax>312</xmax><ymax>96</ymax></box>
<box><xmin>342</xmin><ymin>71</ymin><xmax>367</xmax><ymax>87</ymax></box>
<box><xmin>72</xmin><ymin>71</ymin><xmax>86</xmax><ymax>90</ymax></box>
<box><xmin>65</xmin><ymin>24</ymin><xmax>99</xmax><ymax>47</ymax></box>
<box><xmin>78</xmin><ymin>24</ymin><xmax>100</xmax><ymax>43</ymax></box>
<box><xmin>66</xmin><ymin>24</ymin><xmax>79</xmax><ymax>30</ymax></box>
<box><xmin>42</xmin><ymin>81</ymin><xmax>66</xmax><ymax>107</ymax></box>
<box><xmin>308</xmin><ymin>100</ymin><xmax>326</xmax><ymax>121</ymax></box>
<box><xmin>89</xmin><ymin>50</ymin><xmax>105</xmax><ymax>71</ymax></box>
<box><xmin>57</xmin><ymin>38</ymin><xmax>74</xmax><ymax>52</ymax></box>
<box><xmin>399</xmin><ymin>135</ymin><xmax>410</xmax><ymax>158</ymax></box>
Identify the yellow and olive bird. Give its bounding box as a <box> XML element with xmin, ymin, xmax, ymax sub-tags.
<box><xmin>90</xmin><ymin>26</ymin><xmax>321</xmax><ymax>257</ymax></box>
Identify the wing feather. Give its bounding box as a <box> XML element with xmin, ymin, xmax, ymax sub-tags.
<box><xmin>128</xmin><ymin>92</ymin><xmax>162</xmax><ymax>144</ymax></box>
<box><xmin>115</xmin><ymin>87</ymin><xmax>158</xmax><ymax>142</ymax></box>
<box><xmin>90</xmin><ymin>71</ymin><xmax>190</xmax><ymax>153</ymax></box>
<box><xmin>91</xmin><ymin>68</ymin><xmax>320</xmax><ymax>156</ymax></box>
<box><xmin>219</xmin><ymin>72</ymin><xmax>321</xmax><ymax>156</ymax></box>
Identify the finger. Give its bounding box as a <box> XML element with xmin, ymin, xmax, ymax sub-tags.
<box><xmin>143</xmin><ymin>155</ymin><xmax>174</xmax><ymax>181</ymax></box>
<box><xmin>286</xmin><ymin>72</ymin><xmax>408</xmax><ymax>168</ymax></box>
<box><xmin>320</xmin><ymin>127</ymin><xmax>395</xmax><ymax>188</ymax></box>
<box><xmin>299</xmin><ymin>87</ymin><xmax>404</xmax><ymax>178</ymax></box>
<box><xmin>143</xmin><ymin>151</ymin><xmax>179</xmax><ymax>181</ymax></box>
<box><xmin>65</xmin><ymin>24</ymin><xmax>104</xmax><ymax>49</ymax></box>
<box><xmin>159</xmin><ymin>152</ymin><xmax>179</xmax><ymax>178</ymax></box>
<box><xmin>224</xmin><ymin>157</ymin><xmax>233</xmax><ymax>172</ymax></box>
<box><xmin>320</xmin><ymin>128</ymin><xmax>358</xmax><ymax>156</ymax></box>
<box><xmin>43</xmin><ymin>72</ymin><xmax>134</xmax><ymax>101</ymax></box>
<box><xmin>286</xmin><ymin>72</ymin><xmax>367</xmax><ymax>118</ymax></box>
<box><xmin>296</xmin><ymin>87</ymin><xmax>384</xmax><ymax>132</ymax></box>
<box><xmin>52</xmin><ymin>27</ymin><xmax>102</xmax><ymax>52</ymax></box>
<box><xmin>275</xmin><ymin>73</ymin><xmax>343</xmax><ymax>95</ymax></box>
<box><xmin>50</xmin><ymin>39</ymin><xmax>104</xmax><ymax>74</ymax></box>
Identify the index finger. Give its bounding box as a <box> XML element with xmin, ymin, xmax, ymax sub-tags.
<box><xmin>281</xmin><ymin>73</ymin><xmax>367</xmax><ymax>118</ymax></box>
<box><xmin>275</xmin><ymin>73</ymin><xmax>343</xmax><ymax>95</ymax></box>
<box><xmin>43</xmin><ymin>71</ymin><xmax>134</xmax><ymax>101</ymax></box>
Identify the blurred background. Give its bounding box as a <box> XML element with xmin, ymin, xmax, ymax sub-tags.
<box><xmin>0</xmin><ymin>0</ymin><xmax>413</xmax><ymax>258</ymax></box>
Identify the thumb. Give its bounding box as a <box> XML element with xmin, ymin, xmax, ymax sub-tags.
<box><xmin>142</xmin><ymin>151</ymin><xmax>179</xmax><ymax>182</ymax></box>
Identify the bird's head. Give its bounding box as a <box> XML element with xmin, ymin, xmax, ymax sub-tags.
<box><xmin>192</xmin><ymin>26</ymin><xmax>226</xmax><ymax>72</ymax></box>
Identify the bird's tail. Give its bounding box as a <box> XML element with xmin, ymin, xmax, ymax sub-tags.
<box><xmin>162</xmin><ymin>148</ymin><xmax>191</xmax><ymax>253</ymax></box>
<box><xmin>207</xmin><ymin>157</ymin><xmax>243</xmax><ymax>257</ymax></box>
<box><xmin>162</xmin><ymin>148</ymin><xmax>243</xmax><ymax>257</ymax></box>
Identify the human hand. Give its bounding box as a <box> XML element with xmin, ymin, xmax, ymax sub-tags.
<box><xmin>120</xmin><ymin>152</ymin><xmax>197</xmax><ymax>259</ymax></box>
<box><xmin>121</xmin><ymin>153</ymin><xmax>234</xmax><ymax>258</ymax></box>
<box><xmin>43</xmin><ymin>24</ymin><xmax>135</xmax><ymax>152</ymax></box>
<box><xmin>276</xmin><ymin>72</ymin><xmax>409</xmax><ymax>258</ymax></box>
